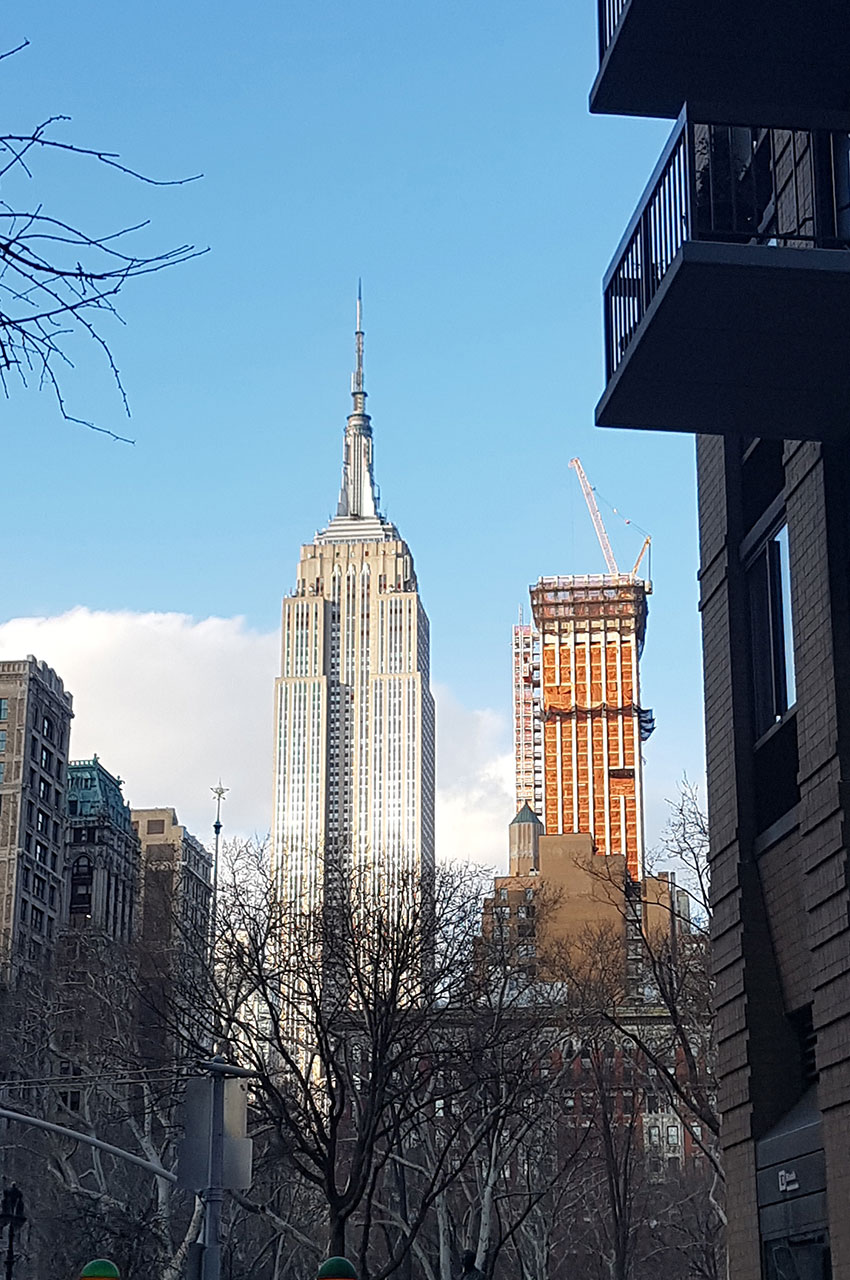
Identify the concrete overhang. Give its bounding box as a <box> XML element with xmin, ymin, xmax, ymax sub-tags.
<box><xmin>590</xmin><ymin>0</ymin><xmax>850</xmax><ymax>124</ymax></box>
<box><xmin>595</xmin><ymin>240</ymin><xmax>850</xmax><ymax>441</ymax></box>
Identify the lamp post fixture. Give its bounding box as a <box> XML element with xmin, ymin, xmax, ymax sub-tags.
<box><xmin>209</xmin><ymin>782</ymin><xmax>228</xmax><ymax>955</ymax></box>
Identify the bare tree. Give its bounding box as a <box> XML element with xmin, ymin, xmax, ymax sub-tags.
<box><xmin>0</xmin><ymin>930</ymin><xmax>200</xmax><ymax>1279</ymax></box>
<box><xmin>558</xmin><ymin>782</ymin><xmax>718</xmax><ymax>1154</ymax></box>
<box><xmin>0</xmin><ymin>40</ymin><xmax>203</xmax><ymax>439</ymax></box>
<box><xmin>168</xmin><ymin>842</ymin><xmax>610</xmax><ymax>1280</ymax></box>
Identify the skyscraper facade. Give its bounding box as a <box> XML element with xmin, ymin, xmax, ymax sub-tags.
<box><xmin>0</xmin><ymin>658</ymin><xmax>73</xmax><ymax>970</ymax></box>
<box><xmin>272</xmin><ymin>297</ymin><xmax>435</xmax><ymax>912</ymax></box>
<box><xmin>517</xmin><ymin>573</ymin><xmax>651</xmax><ymax>879</ymax></box>
<box><xmin>512</xmin><ymin>622</ymin><xmax>543</xmax><ymax>815</ymax></box>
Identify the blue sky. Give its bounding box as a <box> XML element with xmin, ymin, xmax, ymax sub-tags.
<box><xmin>0</xmin><ymin>3</ymin><xmax>703</xmax><ymax>855</ymax></box>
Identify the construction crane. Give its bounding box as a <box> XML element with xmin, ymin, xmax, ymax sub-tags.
<box><xmin>569</xmin><ymin>457</ymin><xmax>619</xmax><ymax>574</ymax></box>
<box><xmin>632</xmin><ymin>535</ymin><xmax>651</xmax><ymax>576</ymax></box>
<box><xmin>569</xmin><ymin>457</ymin><xmax>651</xmax><ymax>579</ymax></box>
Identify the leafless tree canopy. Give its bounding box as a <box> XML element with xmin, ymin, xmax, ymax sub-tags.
<box><xmin>0</xmin><ymin>40</ymin><xmax>204</xmax><ymax>440</ymax></box>
<box><xmin>0</xmin><ymin>816</ymin><xmax>722</xmax><ymax>1280</ymax></box>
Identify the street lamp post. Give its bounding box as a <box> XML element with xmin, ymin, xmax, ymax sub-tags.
<box><xmin>210</xmin><ymin>782</ymin><xmax>228</xmax><ymax>956</ymax></box>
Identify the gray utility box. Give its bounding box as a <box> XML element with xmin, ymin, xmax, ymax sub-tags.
<box><xmin>177</xmin><ymin>1076</ymin><xmax>253</xmax><ymax>1192</ymax></box>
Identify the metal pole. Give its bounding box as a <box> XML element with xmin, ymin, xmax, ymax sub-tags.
<box><xmin>201</xmin><ymin>1064</ymin><xmax>226</xmax><ymax>1280</ymax></box>
<box><xmin>4</xmin><ymin>1222</ymin><xmax>13</xmax><ymax>1280</ymax></box>
<box><xmin>210</xmin><ymin>783</ymin><xmax>228</xmax><ymax>951</ymax></box>
<box><xmin>0</xmin><ymin>1106</ymin><xmax>176</xmax><ymax>1182</ymax></box>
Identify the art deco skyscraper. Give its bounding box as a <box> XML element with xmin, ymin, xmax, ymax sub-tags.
<box><xmin>272</xmin><ymin>294</ymin><xmax>435</xmax><ymax>910</ymax></box>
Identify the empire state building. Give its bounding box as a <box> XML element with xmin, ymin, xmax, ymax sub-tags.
<box><xmin>272</xmin><ymin>294</ymin><xmax>435</xmax><ymax>910</ymax></box>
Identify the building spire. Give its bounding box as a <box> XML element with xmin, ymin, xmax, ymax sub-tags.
<box><xmin>334</xmin><ymin>281</ymin><xmax>379</xmax><ymax>522</ymax></box>
<box><xmin>351</xmin><ymin>279</ymin><xmax>367</xmax><ymax>414</ymax></box>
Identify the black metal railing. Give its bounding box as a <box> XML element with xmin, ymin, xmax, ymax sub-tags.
<box><xmin>598</xmin><ymin>0</ymin><xmax>629</xmax><ymax>60</ymax></box>
<box><xmin>603</xmin><ymin>113</ymin><xmax>850</xmax><ymax>379</ymax></box>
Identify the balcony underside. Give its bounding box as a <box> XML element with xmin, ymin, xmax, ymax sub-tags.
<box><xmin>596</xmin><ymin>241</ymin><xmax>850</xmax><ymax>441</ymax></box>
<box><xmin>590</xmin><ymin>0</ymin><xmax>850</xmax><ymax>123</ymax></box>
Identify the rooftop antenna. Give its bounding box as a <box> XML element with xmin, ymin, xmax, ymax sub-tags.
<box><xmin>351</xmin><ymin>279</ymin><xmax>366</xmax><ymax>412</ymax></box>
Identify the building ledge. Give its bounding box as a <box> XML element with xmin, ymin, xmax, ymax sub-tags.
<box><xmin>596</xmin><ymin>240</ymin><xmax>850</xmax><ymax>441</ymax></box>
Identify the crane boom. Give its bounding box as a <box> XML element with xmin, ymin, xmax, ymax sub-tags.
<box><xmin>569</xmin><ymin>457</ymin><xmax>619</xmax><ymax>575</ymax></box>
<box><xmin>632</xmin><ymin>535</ymin><xmax>651</xmax><ymax>576</ymax></box>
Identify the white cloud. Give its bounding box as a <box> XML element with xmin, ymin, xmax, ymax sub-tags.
<box><xmin>0</xmin><ymin>609</ymin><xmax>279</xmax><ymax>844</ymax></box>
<box><xmin>433</xmin><ymin>683</ymin><xmax>514</xmax><ymax>872</ymax></box>
<box><xmin>0</xmin><ymin>611</ymin><xmax>513</xmax><ymax>866</ymax></box>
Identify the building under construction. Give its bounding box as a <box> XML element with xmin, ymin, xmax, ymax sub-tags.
<box><xmin>512</xmin><ymin>622</ymin><xmax>543</xmax><ymax>814</ymax></box>
<box><xmin>513</xmin><ymin>461</ymin><xmax>653</xmax><ymax>880</ymax></box>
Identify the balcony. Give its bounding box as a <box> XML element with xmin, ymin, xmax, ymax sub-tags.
<box><xmin>591</xmin><ymin>0</ymin><xmax>850</xmax><ymax>122</ymax></box>
<box><xmin>596</xmin><ymin>113</ymin><xmax>850</xmax><ymax>441</ymax></box>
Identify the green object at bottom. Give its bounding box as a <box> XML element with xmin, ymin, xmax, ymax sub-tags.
<box><xmin>317</xmin><ymin>1258</ymin><xmax>357</xmax><ymax>1280</ymax></box>
<box><xmin>80</xmin><ymin>1261</ymin><xmax>121</xmax><ymax>1279</ymax></box>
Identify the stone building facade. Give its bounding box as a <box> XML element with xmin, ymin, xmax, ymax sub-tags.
<box><xmin>67</xmin><ymin>756</ymin><xmax>140</xmax><ymax>943</ymax></box>
<box><xmin>0</xmin><ymin>658</ymin><xmax>73</xmax><ymax>970</ymax></box>
<box><xmin>132</xmin><ymin>807</ymin><xmax>213</xmax><ymax>953</ymax></box>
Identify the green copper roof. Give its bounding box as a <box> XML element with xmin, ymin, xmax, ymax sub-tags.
<box><xmin>79</xmin><ymin>1262</ymin><xmax>120</xmax><ymax>1279</ymax></box>
<box><xmin>317</xmin><ymin>1259</ymin><xmax>357</xmax><ymax>1280</ymax></box>
<box><xmin>510</xmin><ymin>801</ymin><xmax>543</xmax><ymax>827</ymax></box>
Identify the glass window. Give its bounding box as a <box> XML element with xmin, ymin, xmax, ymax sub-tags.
<box><xmin>0</xmin><ymin>699</ymin><xmax>7</xmax><ymax>721</ymax></box>
<box><xmin>0</xmin><ymin>762</ymin><xmax>4</xmax><ymax>785</ymax></box>
<box><xmin>748</xmin><ymin>522</ymin><xmax>796</xmax><ymax>737</ymax></box>
<box><xmin>776</xmin><ymin>525</ymin><xmax>796</xmax><ymax>707</ymax></box>
<box><xmin>764</xmin><ymin>1235</ymin><xmax>830</xmax><ymax>1280</ymax></box>
<box><xmin>0</xmin><ymin>730</ymin><xmax>5</xmax><ymax>753</ymax></box>
<box><xmin>70</xmin><ymin>857</ymin><xmax>93</xmax><ymax>913</ymax></box>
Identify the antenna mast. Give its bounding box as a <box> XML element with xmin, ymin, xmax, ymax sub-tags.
<box><xmin>569</xmin><ymin>457</ymin><xmax>619</xmax><ymax>575</ymax></box>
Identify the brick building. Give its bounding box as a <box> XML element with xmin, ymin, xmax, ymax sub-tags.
<box><xmin>588</xmin><ymin>6</ymin><xmax>850</xmax><ymax>1274</ymax></box>
<box><xmin>132</xmin><ymin>807</ymin><xmax>212</xmax><ymax>954</ymax></box>
<box><xmin>0</xmin><ymin>659</ymin><xmax>73</xmax><ymax>971</ymax></box>
<box><xmin>483</xmin><ymin>802</ymin><xmax>679</xmax><ymax>987</ymax></box>
<box><xmin>131</xmin><ymin>807</ymin><xmax>213</xmax><ymax>1063</ymax></box>
<box><xmin>481</xmin><ymin>807</ymin><xmax>698</xmax><ymax>1189</ymax></box>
